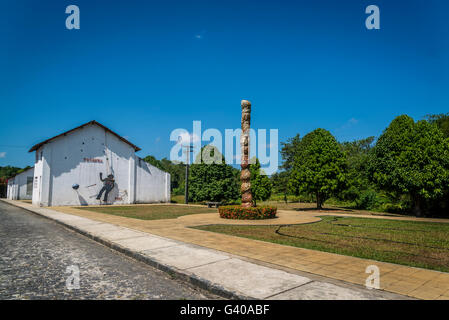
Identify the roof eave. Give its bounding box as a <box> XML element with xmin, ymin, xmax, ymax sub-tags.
<box><xmin>28</xmin><ymin>121</ymin><xmax>141</xmax><ymax>153</ymax></box>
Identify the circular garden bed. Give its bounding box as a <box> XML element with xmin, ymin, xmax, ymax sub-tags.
<box><xmin>218</xmin><ymin>205</ymin><xmax>277</xmax><ymax>220</ymax></box>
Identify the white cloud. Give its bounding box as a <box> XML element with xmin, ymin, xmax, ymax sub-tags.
<box><xmin>0</xmin><ymin>152</ymin><xmax>6</xmax><ymax>158</ymax></box>
<box><xmin>337</xmin><ymin>118</ymin><xmax>359</xmax><ymax>132</ymax></box>
<box><xmin>348</xmin><ymin>118</ymin><xmax>359</xmax><ymax>125</ymax></box>
<box><xmin>194</xmin><ymin>30</ymin><xmax>207</xmax><ymax>40</ymax></box>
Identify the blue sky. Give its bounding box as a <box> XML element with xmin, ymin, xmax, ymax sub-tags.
<box><xmin>1</xmin><ymin>0</ymin><xmax>448</xmax><ymax>169</ymax></box>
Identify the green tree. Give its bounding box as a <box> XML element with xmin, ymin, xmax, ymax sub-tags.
<box><xmin>339</xmin><ymin>137</ymin><xmax>375</xmax><ymax>204</ymax></box>
<box><xmin>0</xmin><ymin>166</ymin><xmax>22</xmax><ymax>179</ymax></box>
<box><xmin>288</xmin><ymin>128</ymin><xmax>347</xmax><ymax>209</ymax></box>
<box><xmin>280</xmin><ymin>134</ymin><xmax>301</xmax><ymax>172</ymax></box>
<box><xmin>0</xmin><ymin>165</ymin><xmax>30</xmax><ymax>198</ymax></box>
<box><xmin>249</xmin><ymin>158</ymin><xmax>272</xmax><ymax>206</ymax></box>
<box><xmin>369</xmin><ymin>115</ymin><xmax>449</xmax><ymax>216</ymax></box>
<box><xmin>143</xmin><ymin>155</ymin><xmax>165</xmax><ymax>171</ymax></box>
<box><xmin>426</xmin><ymin>113</ymin><xmax>449</xmax><ymax>138</ymax></box>
<box><xmin>268</xmin><ymin>133</ymin><xmax>301</xmax><ymax>202</ymax></box>
<box><xmin>188</xmin><ymin>146</ymin><xmax>240</xmax><ymax>203</ymax></box>
<box><xmin>270</xmin><ymin>171</ymin><xmax>290</xmax><ymax>203</ymax></box>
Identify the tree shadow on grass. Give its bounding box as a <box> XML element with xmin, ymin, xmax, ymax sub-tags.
<box><xmin>292</xmin><ymin>207</ymin><xmax>354</xmax><ymax>212</ymax></box>
<box><xmin>292</xmin><ymin>206</ymin><xmax>410</xmax><ymax>218</ymax></box>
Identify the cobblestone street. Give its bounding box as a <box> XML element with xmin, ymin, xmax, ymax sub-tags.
<box><xmin>0</xmin><ymin>202</ymin><xmax>213</xmax><ymax>300</ymax></box>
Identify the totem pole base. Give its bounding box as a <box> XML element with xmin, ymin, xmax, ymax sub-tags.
<box><xmin>218</xmin><ymin>204</ymin><xmax>277</xmax><ymax>220</ymax></box>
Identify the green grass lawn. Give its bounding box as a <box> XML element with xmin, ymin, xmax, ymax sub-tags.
<box><xmin>78</xmin><ymin>205</ymin><xmax>216</xmax><ymax>220</ymax></box>
<box><xmin>194</xmin><ymin>216</ymin><xmax>449</xmax><ymax>272</ymax></box>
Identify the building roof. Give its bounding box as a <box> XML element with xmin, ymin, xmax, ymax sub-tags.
<box><xmin>28</xmin><ymin>120</ymin><xmax>141</xmax><ymax>152</ymax></box>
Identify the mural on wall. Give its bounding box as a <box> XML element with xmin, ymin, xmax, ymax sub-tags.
<box><xmin>72</xmin><ymin>149</ymin><xmax>126</xmax><ymax>205</ymax></box>
<box><xmin>68</xmin><ymin>134</ymin><xmax>131</xmax><ymax>205</ymax></box>
<box><xmin>96</xmin><ymin>172</ymin><xmax>115</xmax><ymax>202</ymax></box>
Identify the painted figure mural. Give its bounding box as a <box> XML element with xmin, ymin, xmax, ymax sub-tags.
<box><xmin>96</xmin><ymin>172</ymin><xmax>115</xmax><ymax>202</ymax></box>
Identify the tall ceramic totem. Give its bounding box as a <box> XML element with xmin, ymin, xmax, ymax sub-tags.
<box><xmin>240</xmin><ymin>100</ymin><xmax>253</xmax><ymax>207</ymax></box>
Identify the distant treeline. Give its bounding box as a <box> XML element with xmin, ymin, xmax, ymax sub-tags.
<box><xmin>272</xmin><ymin>113</ymin><xmax>449</xmax><ymax>217</ymax></box>
<box><xmin>144</xmin><ymin>113</ymin><xmax>449</xmax><ymax>217</ymax></box>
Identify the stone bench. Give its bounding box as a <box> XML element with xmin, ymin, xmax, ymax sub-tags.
<box><xmin>206</xmin><ymin>202</ymin><xmax>222</xmax><ymax>208</ymax></box>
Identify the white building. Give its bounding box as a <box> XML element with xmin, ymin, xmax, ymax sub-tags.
<box><xmin>29</xmin><ymin>120</ymin><xmax>170</xmax><ymax>206</ymax></box>
<box><xmin>6</xmin><ymin>167</ymin><xmax>34</xmax><ymax>200</ymax></box>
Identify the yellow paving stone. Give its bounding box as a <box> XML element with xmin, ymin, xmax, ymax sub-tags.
<box><xmin>281</xmin><ymin>263</ymin><xmax>312</xmax><ymax>271</ymax></box>
<box><xmin>434</xmin><ymin>273</ymin><xmax>449</xmax><ymax>282</ymax></box>
<box><xmin>417</xmin><ymin>282</ymin><xmax>449</xmax><ymax>293</ymax></box>
<box><xmin>314</xmin><ymin>267</ymin><xmax>341</xmax><ymax>277</ymax></box>
<box><xmin>379</xmin><ymin>281</ymin><xmax>399</xmax><ymax>290</ymax></box>
<box><xmin>405</xmin><ymin>278</ymin><xmax>438</xmax><ymax>287</ymax></box>
<box><xmin>349</xmin><ymin>273</ymin><xmax>370</xmax><ymax>282</ymax></box>
<box><xmin>297</xmin><ymin>263</ymin><xmax>326</xmax><ymax>274</ymax></box>
<box><xmin>379</xmin><ymin>266</ymin><xmax>396</xmax><ymax>276</ymax></box>
<box><xmin>319</xmin><ymin>265</ymin><xmax>351</xmax><ymax>273</ymax></box>
<box><xmin>381</xmin><ymin>274</ymin><xmax>411</xmax><ymax>285</ymax></box>
<box><xmin>334</xmin><ymin>273</ymin><xmax>356</xmax><ymax>282</ymax></box>
<box><xmin>408</xmin><ymin>286</ymin><xmax>447</xmax><ymax>300</ymax></box>
<box><xmin>379</xmin><ymin>266</ymin><xmax>418</xmax><ymax>277</ymax></box>
<box><xmin>306</xmin><ymin>256</ymin><xmax>327</xmax><ymax>262</ymax></box>
<box><xmin>441</xmin><ymin>288</ymin><xmax>449</xmax><ymax>296</ymax></box>
<box><xmin>342</xmin><ymin>264</ymin><xmax>373</xmax><ymax>274</ymax></box>
<box><xmin>409</xmin><ymin>270</ymin><xmax>443</xmax><ymax>281</ymax></box>
<box><xmin>313</xmin><ymin>258</ymin><xmax>343</xmax><ymax>266</ymax></box>
<box><xmin>333</xmin><ymin>268</ymin><xmax>358</xmax><ymax>276</ymax></box>
<box><xmin>331</xmin><ymin>272</ymin><xmax>355</xmax><ymax>281</ymax></box>
<box><xmin>384</xmin><ymin>281</ymin><xmax>427</xmax><ymax>296</ymax></box>
<box><xmin>422</xmin><ymin>280</ymin><xmax>449</xmax><ymax>290</ymax></box>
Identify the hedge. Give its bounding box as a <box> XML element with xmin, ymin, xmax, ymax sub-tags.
<box><xmin>218</xmin><ymin>205</ymin><xmax>277</xmax><ymax>220</ymax></box>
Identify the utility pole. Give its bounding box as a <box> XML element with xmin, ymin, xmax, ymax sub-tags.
<box><xmin>182</xmin><ymin>144</ymin><xmax>194</xmax><ymax>204</ymax></box>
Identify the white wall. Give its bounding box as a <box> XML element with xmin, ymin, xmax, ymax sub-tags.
<box><xmin>7</xmin><ymin>167</ymin><xmax>34</xmax><ymax>200</ymax></box>
<box><xmin>32</xmin><ymin>123</ymin><xmax>170</xmax><ymax>206</ymax></box>
<box><xmin>32</xmin><ymin>149</ymin><xmax>43</xmax><ymax>205</ymax></box>
<box><xmin>135</xmin><ymin>157</ymin><xmax>171</xmax><ymax>203</ymax></box>
<box><xmin>7</xmin><ymin>179</ymin><xmax>15</xmax><ymax>199</ymax></box>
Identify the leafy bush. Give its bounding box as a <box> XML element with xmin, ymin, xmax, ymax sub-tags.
<box><xmin>355</xmin><ymin>190</ymin><xmax>379</xmax><ymax>210</ymax></box>
<box><xmin>188</xmin><ymin>146</ymin><xmax>240</xmax><ymax>203</ymax></box>
<box><xmin>219</xmin><ymin>205</ymin><xmax>277</xmax><ymax>220</ymax></box>
<box><xmin>381</xmin><ymin>203</ymin><xmax>406</xmax><ymax>214</ymax></box>
<box><xmin>172</xmin><ymin>185</ymin><xmax>185</xmax><ymax>196</ymax></box>
<box><xmin>250</xmin><ymin>158</ymin><xmax>273</xmax><ymax>205</ymax></box>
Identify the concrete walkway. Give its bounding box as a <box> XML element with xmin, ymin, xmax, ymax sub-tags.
<box><xmin>4</xmin><ymin>200</ymin><xmax>449</xmax><ymax>300</ymax></box>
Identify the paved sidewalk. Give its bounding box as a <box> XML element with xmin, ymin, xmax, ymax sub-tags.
<box><xmin>4</xmin><ymin>200</ymin><xmax>449</xmax><ymax>300</ymax></box>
